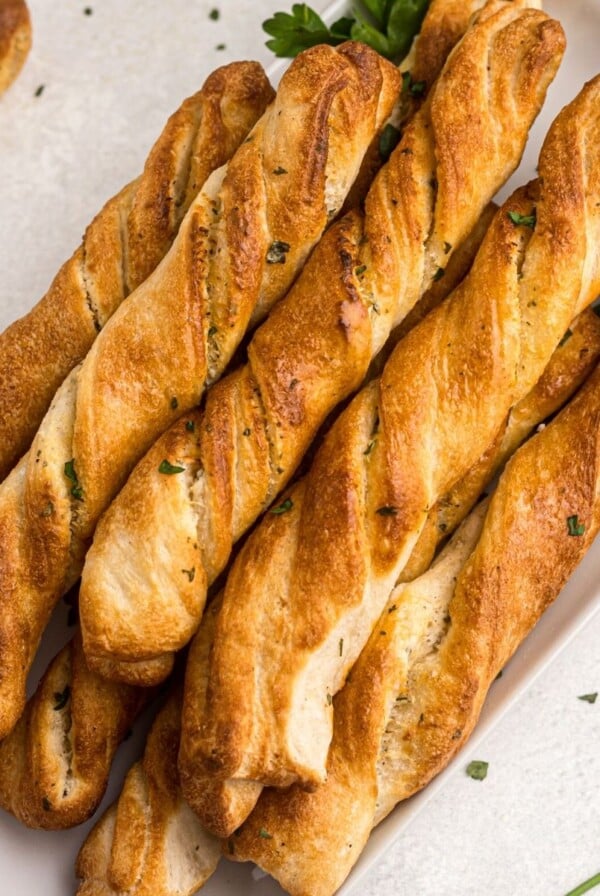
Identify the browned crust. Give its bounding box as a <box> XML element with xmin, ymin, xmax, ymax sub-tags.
<box><xmin>0</xmin><ymin>0</ymin><xmax>31</xmax><ymax>95</ymax></box>
<box><xmin>183</xmin><ymin>5</ymin><xmax>566</xmax><ymax>791</ymax></box>
<box><xmin>0</xmin><ymin>61</ymin><xmax>274</xmax><ymax>479</ymax></box>
<box><xmin>75</xmin><ymin>687</ymin><xmax>221</xmax><ymax>896</ymax></box>
<box><xmin>0</xmin><ymin>631</ymin><xmax>148</xmax><ymax>829</ymax></box>
<box><xmin>80</xmin><ymin>4</ymin><xmax>561</xmax><ymax>695</ymax></box>
<box><xmin>0</xmin><ymin>44</ymin><xmax>400</xmax><ymax>739</ymax></box>
<box><xmin>233</xmin><ymin>361</ymin><xmax>600</xmax><ymax>896</ymax></box>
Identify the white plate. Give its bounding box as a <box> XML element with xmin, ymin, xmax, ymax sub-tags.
<box><xmin>0</xmin><ymin>1</ymin><xmax>599</xmax><ymax>895</ymax></box>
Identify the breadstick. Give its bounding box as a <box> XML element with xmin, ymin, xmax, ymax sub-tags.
<box><xmin>0</xmin><ymin>42</ymin><xmax>401</xmax><ymax>740</ymax></box>
<box><xmin>179</xmin><ymin>304</ymin><xmax>600</xmax><ymax>836</ymax></box>
<box><xmin>232</xmin><ymin>360</ymin><xmax>600</xmax><ymax>896</ymax></box>
<box><xmin>0</xmin><ymin>0</ymin><xmax>30</xmax><ymax>95</ymax></box>
<box><xmin>0</xmin><ymin>631</ymin><xmax>147</xmax><ymax>829</ymax></box>
<box><xmin>188</xmin><ymin>70</ymin><xmax>600</xmax><ymax>796</ymax></box>
<box><xmin>79</xmin><ymin>1</ymin><xmax>559</xmax><ymax>685</ymax></box>
<box><xmin>0</xmin><ymin>62</ymin><xmax>274</xmax><ymax>479</ymax></box>
<box><xmin>75</xmin><ymin>685</ymin><xmax>221</xmax><ymax>896</ymax></box>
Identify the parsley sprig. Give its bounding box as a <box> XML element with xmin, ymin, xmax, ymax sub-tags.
<box><xmin>263</xmin><ymin>0</ymin><xmax>429</xmax><ymax>62</ymax></box>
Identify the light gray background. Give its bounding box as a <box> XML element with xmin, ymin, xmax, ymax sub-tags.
<box><xmin>0</xmin><ymin>1</ymin><xmax>598</xmax><ymax>894</ymax></box>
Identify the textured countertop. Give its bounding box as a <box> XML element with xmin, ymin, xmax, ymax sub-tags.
<box><xmin>0</xmin><ymin>2</ymin><xmax>598</xmax><ymax>895</ymax></box>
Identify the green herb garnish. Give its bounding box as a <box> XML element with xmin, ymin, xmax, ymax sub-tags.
<box><xmin>263</xmin><ymin>1</ymin><xmax>428</xmax><ymax>63</ymax></box>
<box><xmin>158</xmin><ymin>459</ymin><xmax>185</xmax><ymax>475</ymax></box>
<box><xmin>259</xmin><ymin>828</ymin><xmax>273</xmax><ymax>839</ymax></box>
<box><xmin>567</xmin><ymin>515</ymin><xmax>585</xmax><ymax>537</ymax></box>
<box><xmin>466</xmin><ymin>760</ymin><xmax>488</xmax><ymax>781</ymax></box>
<box><xmin>578</xmin><ymin>693</ymin><xmax>598</xmax><ymax>704</ymax></box>
<box><xmin>64</xmin><ymin>459</ymin><xmax>84</xmax><ymax>501</ymax></box>
<box><xmin>185</xmin><ymin>420</ymin><xmax>195</xmax><ymax>433</ymax></box>
<box><xmin>379</xmin><ymin>123</ymin><xmax>401</xmax><ymax>162</ymax></box>
<box><xmin>182</xmin><ymin>568</ymin><xmax>196</xmax><ymax>583</ymax></box>
<box><xmin>273</xmin><ymin>166</ymin><xmax>288</xmax><ymax>175</ymax></box>
<box><xmin>401</xmin><ymin>70</ymin><xmax>426</xmax><ymax>96</ymax></box>
<box><xmin>355</xmin><ymin>265</ymin><xmax>367</xmax><ymax>277</ymax></box>
<box><xmin>339</xmin><ymin>638</ymin><xmax>344</xmax><ymax>656</ymax></box>
<box><xmin>34</xmin><ymin>84</ymin><xmax>45</xmax><ymax>97</ymax></box>
<box><xmin>41</xmin><ymin>501</ymin><xmax>55</xmax><ymax>518</ymax></box>
<box><xmin>209</xmin><ymin>7</ymin><xmax>220</xmax><ymax>20</ymax></box>
<box><xmin>53</xmin><ymin>686</ymin><xmax>71</xmax><ymax>711</ymax></box>
<box><xmin>563</xmin><ymin>872</ymin><xmax>600</xmax><ymax>896</ymax></box>
<box><xmin>216</xmin><ymin>43</ymin><xmax>226</xmax><ymax>51</ymax></box>
<box><xmin>271</xmin><ymin>497</ymin><xmax>294</xmax><ymax>515</ymax></box>
<box><xmin>208</xmin><ymin>325</ymin><xmax>218</xmax><ymax>338</ymax></box>
<box><xmin>507</xmin><ymin>210</ymin><xmax>536</xmax><ymax>229</ymax></box>
<box><xmin>171</xmin><ymin>397</ymin><xmax>179</xmax><ymax>410</ymax></box>
<box><xmin>326</xmin><ymin>693</ymin><xmax>333</xmax><ymax>705</ymax></box>
<box><xmin>266</xmin><ymin>240</ymin><xmax>291</xmax><ymax>264</ymax></box>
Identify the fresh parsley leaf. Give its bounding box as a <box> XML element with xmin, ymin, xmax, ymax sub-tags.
<box><xmin>466</xmin><ymin>759</ymin><xmax>488</xmax><ymax>781</ymax></box>
<box><xmin>567</xmin><ymin>515</ymin><xmax>585</xmax><ymax>536</ymax></box>
<box><xmin>578</xmin><ymin>692</ymin><xmax>598</xmax><ymax>704</ymax></box>
<box><xmin>259</xmin><ymin>828</ymin><xmax>273</xmax><ymax>839</ymax></box>
<box><xmin>507</xmin><ymin>210</ymin><xmax>536</xmax><ymax>229</ymax></box>
<box><xmin>563</xmin><ymin>872</ymin><xmax>600</xmax><ymax>896</ymax></box>
<box><xmin>158</xmin><ymin>459</ymin><xmax>185</xmax><ymax>475</ymax></box>
<box><xmin>263</xmin><ymin>0</ymin><xmax>428</xmax><ymax>62</ymax></box>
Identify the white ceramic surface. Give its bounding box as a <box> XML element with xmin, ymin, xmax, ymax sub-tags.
<box><xmin>0</xmin><ymin>2</ymin><xmax>599</xmax><ymax>895</ymax></box>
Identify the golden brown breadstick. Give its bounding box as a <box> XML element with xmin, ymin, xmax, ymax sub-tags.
<box><xmin>0</xmin><ymin>42</ymin><xmax>401</xmax><ymax>740</ymax></box>
<box><xmin>233</xmin><ymin>360</ymin><xmax>600</xmax><ymax>896</ymax></box>
<box><xmin>0</xmin><ymin>0</ymin><xmax>30</xmax><ymax>95</ymax></box>
<box><xmin>0</xmin><ymin>631</ymin><xmax>148</xmax><ymax>829</ymax></box>
<box><xmin>179</xmin><ymin>303</ymin><xmax>600</xmax><ymax>836</ymax></box>
<box><xmin>75</xmin><ymin>685</ymin><xmax>221</xmax><ymax>896</ymax></box>
<box><xmin>0</xmin><ymin>62</ymin><xmax>274</xmax><ymax>478</ymax></box>
<box><xmin>79</xmin><ymin>1</ymin><xmax>558</xmax><ymax>686</ymax></box>
<box><xmin>187</xmin><ymin>70</ymin><xmax>600</xmax><ymax>797</ymax></box>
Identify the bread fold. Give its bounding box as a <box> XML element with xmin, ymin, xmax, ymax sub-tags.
<box><xmin>0</xmin><ymin>631</ymin><xmax>148</xmax><ymax>829</ymax></box>
<box><xmin>187</xmin><ymin>69</ymin><xmax>600</xmax><ymax>798</ymax></box>
<box><xmin>179</xmin><ymin>306</ymin><xmax>600</xmax><ymax>835</ymax></box>
<box><xmin>233</xmin><ymin>359</ymin><xmax>600</xmax><ymax>896</ymax></box>
<box><xmin>79</xmin><ymin>0</ymin><xmax>559</xmax><ymax>686</ymax></box>
<box><xmin>75</xmin><ymin>684</ymin><xmax>221</xmax><ymax>896</ymax></box>
<box><xmin>0</xmin><ymin>42</ymin><xmax>401</xmax><ymax>740</ymax></box>
<box><xmin>0</xmin><ymin>61</ymin><xmax>274</xmax><ymax>478</ymax></box>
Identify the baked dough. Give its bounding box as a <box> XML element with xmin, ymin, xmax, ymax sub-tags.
<box><xmin>233</xmin><ymin>360</ymin><xmax>600</xmax><ymax>896</ymax></box>
<box><xmin>79</xmin><ymin>1</ymin><xmax>557</xmax><ymax>687</ymax></box>
<box><xmin>0</xmin><ymin>0</ymin><xmax>30</xmax><ymax>96</ymax></box>
<box><xmin>0</xmin><ymin>61</ymin><xmax>274</xmax><ymax>478</ymax></box>
<box><xmin>181</xmin><ymin>6</ymin><xmax>568</xmax><ymax>792</ymax></box>
<box><xmin>0</xmin><ymin>42</ymin><xmax>401</xmax><ymax>740</ymax></box>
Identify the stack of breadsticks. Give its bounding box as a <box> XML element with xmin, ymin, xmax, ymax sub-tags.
<box><xmin>0</xmin><ymin>1</ymin><xmax>598</xmax><ymax>895</ymax></box>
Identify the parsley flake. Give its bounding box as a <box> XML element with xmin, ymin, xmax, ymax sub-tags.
<box><xmin>209</xmin><ymin>7</ymin><xmax>220</xmax><ymax>20</ymax></box>
<box><xmin>34</xmin><ymin>84</ymin><xmax>45</xmax><ymax>97</ymax></box>
<box><xmin>578</xmin><ymin>693</ymin><xmax>598</xmax><ymax>704</ymax></box>
<box><xmin>259</xmin><ymin>828</ymin><xmax>273</xmax><ymax>839</ymax></box>
<box><xmin>64</xmin><ymin>459</ymin><xmax>84</xmax><ymax>501</ymax></box>
<box><xmin>271</xmin><ymin>497</ymin><xmax>293</xmax><ymax>515</ymax></box>
<box><xmin>507</xmin><ymin>210</ymin><xmax>536</xmax><ymax>229</ymax></box>
<box><xmin>266</xmin><ymin>240</ymin><xmax>291</xmax><ymax>264</ymax></box>
<box><xmin>339</xmin><ymin>638</ymin><xmax>344</xmax><ymax>656</ymax></box>
<box><xmin>401</xmin><ymin>71</ymin><xmax>426</xmax><ymax>96</ymax></box>
<box><xmin>377</xmin><ymin>506</ymin><xmax>398</xmax><ymax>517</ymax></box>
<box><xmin>53</xmin><ymin>686</ymin><xmax>71</xmax><ymax>711</ymax></box>
<box><xmin>466</xmin><ymin>760</ymin><xmax>488</xmax><ymax>781</ymax></box>
<box><xmin>273</xmin><ymin>166</ymin><xmax>288</xmax><ymax>175</ymax></box>
<box><xmin>182</xmin><ymin>568</ymin><xmax>196</xmax><ymax>583</ymax></box>
<box><xmin>159</xmin><ymin>459</ymin><xmax>185</xmax><ymax>475</ymax></box>
<box><xmin>185</xmin><ymin>420</ymin><xmax>195</xmax><ymax>433</ymax></box>
<box><xmin>567</xmin><ymin>515</ymin><xmax>585</xmax><ymax>536</ymax></box>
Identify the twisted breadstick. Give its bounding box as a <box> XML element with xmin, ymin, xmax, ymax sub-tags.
<box><xmin>0</xmin><ymin>43</ymin><xmax>400</xmax><ymax>740</ymax></box>
<box><xmin>0</xmin><ymin>62</ymin><xmax>274</xmax><ymax>479</ymax></box>
<box><xmin>0</xmin><ymin>632</ymin><xmax>148</xmax><ymax>829</ymax></box>
<box><xmin>79</xmin><ymin>1</ymin><xmax>559</xmax><ymax>685</ymax></box>
<box><xmin>233</xmin><ymin>360</ymin><xmax>600</xmax><ymax>896</ymax></box>
<box><xmin>187</xmin><ymin>71</ymin><xmax>600</xmax><ymax>795</ymax></box>
<box><xmin>179</xmin><ymin>306</ymin><xmax>600</xmax><ymax>835</ymax></box>
<box><xmin>0</xmin><ymin>0</ymin><xmax>30</xmax><ymax>95</ymax></box>
<box><xmin>75</xmin><ymin>685</ymin><xmax>221</xmax><ymax>896</ymax></box>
